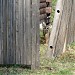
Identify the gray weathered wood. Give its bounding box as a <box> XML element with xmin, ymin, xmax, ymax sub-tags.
<box><xmin>16</xmin><ymin>0</ymin><xmax>21</xmax><ymax>64</ymax></box>
<box><xmin>3</xmin><ymin>0</ymin><xmax>7</xmax><ymax>64</ymax></box>
<box><xmin>0</xmin><ymin>0</ymin><xmax>40</xmax><ymax>69</ymax></box>
<box><xmin>0</xmin><ymin>0</ymin><xmax>3</xmax><ymax>64</ymax></box>
<box><xmin>23</xmin><ymin>0</ymin><xmax>27</xmax><ymax>65</ymax></box>
<box><xmin>36</xmin><ymin>0</ymin><xmax>40</xmax><ymax>68</ymax></box>
<box><xmin>0</xmin><ymin>0</ymin><xmax>2</xmax><ymax>64</ymax></box>
<box><xmin>47</xmin><ymin>0</ymin><xmax>64</xmax><ymax>58</ymax></box>
<box><xmin>47</xmin><ymin>0</ymin><xmax>75</xmax><ymax>58</ymax></box>
<box><xmin>31</xmin><ymin>0</ymin><xmax>37</xmax><ymax>69</ymax></box>
<box><xmin>25</xmin><ymin>0</ymin><xmax>32</xmax><ymax>65</ymax></box>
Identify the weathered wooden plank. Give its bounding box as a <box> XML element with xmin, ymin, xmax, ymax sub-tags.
<box><xmin>10</xmin><ymin>0</ymin><xmax>13</xmax><ymax>64</ymax></box>
<box><xmin>35</xmin><ymin>0</ymin><xmax>40</xmax><ymax>68</ymax></box>
<box><xmin>18</xmin><ymin>0</ymin><xmax>22</xmax><ymax>64</ymax></box>
<box><xmin>53</xmin><ymin>0</ymin><xmax>68</xmax><ymax>57</ymax></box>
<box><xmin>31</xmin><ymin>0</ymin><xmax>40</xmax><ymax>69</ymax></box>
<box><xmin>6</xmin><ymin>0</ymin><xmax>16</xmax><ymax>64</ymax></box>
<box><xmin>71</xmin><ymin>0</ymin><xmax>75</xmax><ymax>43</ymax></box>
<box><xmin>0</xmin><ymin>0</ymin><xmax>3</xmax><ymax>64</ymax></box>
<box><xmin>3</xmin><ymin>0</ymin><xmax>7</xmax><ymax>64</ymax></box>
<box><xmin>0</xmin><ymin>0</ymin><xmax>2</xmax><ymax>64</ymax></box>
<box><xmin>25</xmin><ymin>0</ymin><xmax>32</xmax><ymax>65</ymax></box>
<box><xmin>47</xmin><ymin>0</ymin><xmax>74</xmax><ymax>58</ymax></box>
<box><xmin>16</xmin><ymin>0</ymin><xmax>21</xmax><ymax>64</ymax></box>
<box><xmin>0</xmin><ymin>0</ymin><xmax>40</xmax><ymax>68</ymax></box>
<box><xmin>7</xmin><ymin>0</ymin><xmax>10</xmax><ymax>64</ymax></box>
<box><xmin>31</xmin><ymin>0</ymin><xmax>37</xmax><ymax>69</ymax></box>
<box><xmin>52</xmin><ymin>0</ymin><xmax>73</xmax><ymax>57</ymax></box>
<box><xmin>47</xmin><ymin>0</ymin><xmax>64</xmax><ymax>58</ymax></box>
<box><xmin>7</xmin><ymin>0</ymin><xmax>13</xmax><ymax>64</ymax></box>
<box><xmin>23</xmin><ymin>0</ymin><xmax>27</xmax><ymax>65</ymax></box>
<box><xmin>19</xmin><ymin>0</ymin><xmax>24</xmax><ymax>64</ymax></box>
<box><xmin>12</xmin><ymin>0</ymin><xmax>16</xmax><ymax>64</ymax></box>
<box><xmin>73</xmin><ymin>0</ymin><xmax>75</xmax><ymax>42</ymax></box>
<box><xmin>67</xmin><ymin>0</ymin><xmax>74</xmax><ymax>44</ymax></box>
<box><xmin>62</xmin><ymin>0</ymin><xmax>70</xmax><ymax>52</ymax></box>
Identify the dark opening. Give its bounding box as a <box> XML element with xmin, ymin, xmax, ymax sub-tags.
<box><xmin>57</xmin><ymin>10</ymin><xmax>60</xmax><ymax>13</ymax></box>
<box><xmin>50</xmin><ymin>46</ymin><xmax>53</xmax><ymax>49</ymax></box>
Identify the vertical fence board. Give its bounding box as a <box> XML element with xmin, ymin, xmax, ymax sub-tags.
<box><xmin>16</xmin><ymin>0</ymin><xmax>20</xmax><ymax>64</ymax></box>
<box><xmin>20</xmin><ymin>0</ymin><xmax>24</xmax><ymax>64</ymax></box>
<box><xmin>47</xmin><ymin>0</ymin><xmax>64</xmax><ymax>58</ymax></box>
<box><xmin>0</xmin><ymin>0</ymin><xmax>2</xmax><ymax>64</ymax></box>
<box><xmin>48</xmin><ymin>0</ymin><xmax>75</xmax><ymax>58</ymax></box>
<box><xmin>7</xmin><ymin>0</ymin><xmax>13</xmax><ymax>64</ymax></box>
<box><xmin>18</xmin><ymin>0</ymin><xmax>22</xmax><ymax>64</ymax></box>
<box><xmin>19</xmin><ymin>0</ymin><xmax>24</xmax><ymax>64</ymax></box>
<box><xmin>31</xmin><ymin>0</ymin><xmax>40</xmax><ymax>69</ymax></box>
<box><xmin>53</xmin><ymin>0</ymin><xmax>67</xmax><ymax>57</ymax></box>
<box><xmin>7</xmin><ymin>0</ymin><xmax>9</xmax><ymax>64</ymax></box>
<box><xmin>25</xmin><ymin>0</ymin><xmax>32</xmax><ymax>65</ymax></box>
<box><xmin>0</xmin><ymin>0</ymin><xmax>40</xmax><ymax>69</ymax></box>
<box><xmin>36</xmin><ymin>0</ymin><xmax>40</xmax><ymax>68</ymax></box>
<box><xmin>67</xmin><ymin>0</ymin><xmax>74</xmax><ymax>44</ymax></box>
<box><xmin>0</xmin><ymin>0</ymin><xmax>3</xmax><ymax>64</ymax></box>
<box><xmin>3</xmin><ymin>0</ymin><xmax>7</xmax><ymax>64</ymax></box>
<box><xmin>73</xmin><ymin>0</ymin><xmax>75</xmax><ymax>41</ymax></box>
<box><xmin>23</xmin><ymin>0</ymin><xmax>27</xmax><ymax>65</ymax></box>
<box><xmin>12</xmin><ymin>0</ymin><xmax>16</xmax><ymax>64</ymax></box>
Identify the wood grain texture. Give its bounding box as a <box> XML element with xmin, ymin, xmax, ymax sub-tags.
<box><xmin>47</xmin><ymin>0</ymin><xmax>75</xmax><ymax>58</ymax></box>
<box><xmin>0</xmin><ymin>0</ymin><xmax>40</xmax><ymax>69</ymax></box>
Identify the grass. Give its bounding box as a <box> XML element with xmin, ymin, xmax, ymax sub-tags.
<box><xmin>40</xmin><ymin>44</ymin><xmax>75</xmax><ymax>75</ymax></box>
<box><xmin>0</xmin><ymin>43</ymin><xmax>75</xmax><ymax>75</ymax></box>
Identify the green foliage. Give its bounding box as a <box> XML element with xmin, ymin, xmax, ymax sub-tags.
<box><xmin>50</xmin><ymin>0</ymin><xmax>57</xmax><ymax>25</ymax></box>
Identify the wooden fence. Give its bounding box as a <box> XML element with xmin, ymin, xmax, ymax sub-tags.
<box><xmin>0</xmin><ymin>0</ymin><xmax>40</xmax><ymax>69</ymax></box>
<box><xmin>47</xmin><ymin>0</ymin><xmax>75</xmax><ymax>58</ymax></box>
